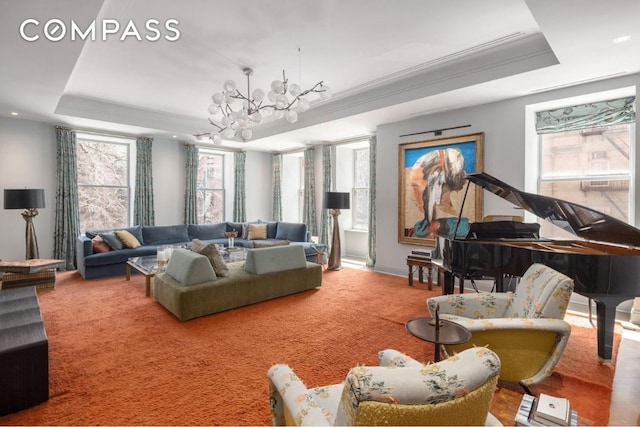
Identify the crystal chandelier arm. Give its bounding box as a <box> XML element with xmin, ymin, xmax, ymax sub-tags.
<box><xmin>208</xmin><ymin>117</ymin><xmax>224</xmax><ymax>131</ymax></box>
<box><xmin>275</xmin><ymin>81</ymin><xmax>327</xmax><ymax>111</ymax></box>
<box><xmin>229</xmin><ymin>92</ymin><xmax>263</xmax><ymax>114</ymax></box>
<box><xmin>281</xmin><ymin>70</ymin><xmax>288</xmax><ymax>94</ymax></box>
<box><xmin>298</xmin><ymin>81</ymin><xmax>327</xmax><ymax>97</ymax></box>
<box><xmin>201</xmin><ymin>67</ymin><xmax>330</xmax><ymax>143</ymax></box>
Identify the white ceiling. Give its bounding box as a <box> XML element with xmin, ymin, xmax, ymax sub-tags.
<box><xmin>2</xmin><ymin>0</ymin><xmax>640</xmax><ymax>152</ymax></box>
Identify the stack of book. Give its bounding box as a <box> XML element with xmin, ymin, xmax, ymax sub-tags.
<box><xmin>408</xmin><ymin>249</ymin><xmax>432</xmax><ymax>261</ymax></box>
<box><xmin>515</xmin><ymin>393</ymin><xmax>578</xmax><ymax>426</ymax></box>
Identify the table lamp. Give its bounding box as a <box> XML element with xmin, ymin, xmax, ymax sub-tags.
<box><xmin>4</xmin><ymin>189</ymin><xmax>46</xmax><ymax>259</ymax></box>
<box><xmin>324</xmin><ymin>192</ymin><xmax>350</xmax><ymax>271</ymax></box>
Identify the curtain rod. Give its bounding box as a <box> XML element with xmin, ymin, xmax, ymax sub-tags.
<box><xmin>184</xmin><ymin>141</ymin><xmax>243</xmax><ymax>153</ymax></box>
<box><xmin>323</xmin><ymin>133</ymin><xmax>375</xmax><ymax>147</ymax></box>
<box><xmin>69</xmin><ymin>126</ymin><xmax>145</xmax><ymax>140</ymax></box>
<box><xmin>275</xmin><ymin>134</ymin><xmax>375</xmax><ymax>156</ymax></box>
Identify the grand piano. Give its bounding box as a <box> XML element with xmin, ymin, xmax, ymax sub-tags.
<box><xmin>436</xmin><ymin>172</ymin><xmax>640</xmax><ymax>362</ymax></box>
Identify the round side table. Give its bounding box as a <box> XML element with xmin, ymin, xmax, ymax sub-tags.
<box><xmin>405</xmin><ymin>316</ymin><xmax>471</xmax><ymax>362</ymax></box>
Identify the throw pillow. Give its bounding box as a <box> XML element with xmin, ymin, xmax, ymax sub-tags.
<box><xmin>92</xmin><ymin>235</ymin><xmax>111</xmax><ymax>253</ymax></box>
<box><xmin>116</xmin><ymin>230</ymin><xmax>142</xmax><ymax>248</ymax></box>
<box><xmin>191</xmin><ymin>238</ymin><xmax>229</xmax><ymax>277</ymax></box>
<box><xmin>99</xmin><ymin>231</ymin><xmax>124</xmax><ymax>250</ymax></box>
<box><xmin>252</xmin><ymin>239</ymin><xmax>290</xmax><ymax>248</ymax></box>
<box><xmin>248</xmin><ymin>223</ymin><xmax>267</xmax><ymax>240</ymax></box>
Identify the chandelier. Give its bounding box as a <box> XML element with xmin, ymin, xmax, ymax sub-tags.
<box><xmin>197</xmin><ymin>67</ymin><xmax>331</xmax><ymax>144</ymax></box>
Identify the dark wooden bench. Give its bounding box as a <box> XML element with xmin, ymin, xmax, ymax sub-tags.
<box><xmin>0</xmin><ymin>286</ymin><xmax>49</xmax><ymax>415</ymax></box>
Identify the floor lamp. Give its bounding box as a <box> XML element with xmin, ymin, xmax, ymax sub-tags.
<box><xmin>325</xmin><ymin>192</ymin><xmax>350</xmax><ymax>271</ymax></box>
<box><xmin>4</xmin><ymin>189</ymin><xmax>46</xmax><ymax>260</ymax></box>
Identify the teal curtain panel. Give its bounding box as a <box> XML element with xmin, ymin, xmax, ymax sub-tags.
<box><xmin>133</xmin><ymin>137</ymin><xmax>155</xmax><ymax>226</ymax></box>
<box><xmin>54</xmin><ymin>126</ymin><xmax>81</xmax><ymax>270</ymax></box>
<box><xmin>233</xmin><ymin>151</ymin><xmax>246</xmax><ymax>222</ymax></box>
<box><xmin>184</xmin><ymin>145</ymin><xmax>198</xmax><ymax>224</ymax></box>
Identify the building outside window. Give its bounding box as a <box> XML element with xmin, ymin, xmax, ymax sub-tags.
<box><xmin>352</xmin><ymin>148</ymin><xmax>370</xmax><ymax>229</ymax></box>
<box><xmin>76</xmin><ymin>133</ymin><xmax>132</xmax><ymax>230</ymax></box>
<box><xmin>538</xmin><ymin>124</ymin><xmax>633</xmax><ymax>228</ymax></box>
<box><xmin>197</xmin><ymin>150</ymin><xmax>224</xmax><ymax>224</ymax></box>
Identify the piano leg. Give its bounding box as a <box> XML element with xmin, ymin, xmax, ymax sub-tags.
<box><xmin>593</xmin><ymin>298</ymin><xmax>621</xmax><ymax>363</ymax></box>
<box><xmin>442</xmin><ymin>270</ymin><xmax>455</xmax><ymax>295</ymax></box>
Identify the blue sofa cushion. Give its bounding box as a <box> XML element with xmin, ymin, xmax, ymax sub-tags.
<box><xmin>257</xmin><ymin>220</ymin><xmax>278</xmax><ymax>239</ymax></box>
<box><xmin>275</xmin><ymin>222</ymin><xmax>307</xmax><ymax>242</ymax></box>
<box><xmin>99</xmin><ymin>231</ymin><xmax>124</xmax><ymax>250</ymax></box>
<box><xmin>86</xmin><ymin>225</ymin><xmax>143</xmax><ymax>244</ymax></box>
<box><xmin>142</xmin><ymin>225</ymin><xmax>189</xmax><ymax>246</ymax></box>
<box><xmin>188</xmin><ymin>223</ymin><xmax>227</xmax><ymax>241</ymax></box>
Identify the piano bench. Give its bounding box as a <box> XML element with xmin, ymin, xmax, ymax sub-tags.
<box><xmin>406</xmin><ymin>256</ymin><xmax>434</xmax><ymax>290</ymax></box>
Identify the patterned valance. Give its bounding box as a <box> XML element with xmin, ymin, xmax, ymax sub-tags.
<box><xmin>535</xmin><ymin>96</ymin><xmax>635</xmax><ymax>134</ymax></box>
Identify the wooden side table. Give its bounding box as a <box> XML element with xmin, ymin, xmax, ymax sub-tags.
<box><xmin>0</xmin><ymin>259</ymin><xmax>65</xmax><ymax>290</ymax></box>
<box><xmin>406</xmin><ymin>250</ymin><xmax>434</xmax><ymax>290</ymax></box>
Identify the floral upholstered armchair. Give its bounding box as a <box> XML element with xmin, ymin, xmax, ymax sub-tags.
<box><xmin>427</xmin><ymin>263</ymin><xmax>574</xmax><ymax>393</ymax></box>
<box><xmin>267</xmin><ymin>347</ymin><xmax>501</xmax><ymax>426</ymax></box>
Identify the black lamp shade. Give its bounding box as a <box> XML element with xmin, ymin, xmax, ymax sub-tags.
<box><xmin>324</xmin><ymin>192</ymin><xmax>350</xmax><ymax>209</ymax></box>
<box><xmin>4</xmin><ymin>189</ymin><xmax>46</xmax><ymax>209</ymax></box>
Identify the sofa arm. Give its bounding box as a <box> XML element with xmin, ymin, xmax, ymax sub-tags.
<box><xmin>428</xmin><ymin>292</ymin><xmax>513</xmax><ymax>319</ymax></box>
<box><xmin>267</xmin><ymin>364</ymin><xmax>331</xmax><ymax>426</ymax></box>
<box><xmin>77</xmin><ymin>234</ymin><xmax>93</xmax><ymax>257</ymax></box>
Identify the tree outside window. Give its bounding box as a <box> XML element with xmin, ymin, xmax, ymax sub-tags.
<box><xmin>353</xmin><ymin>148</ymin><xmax>370</xmax><ymax>229</ymax></box>
<box><xmin>197</xmin><ymin>151</ymin><xmax>224</xmax><ymax>224</ymax></box>
<box><xmin>77</xmin><ymin>136</ymin><xmax>131</xmax><ymax>230</ymax></box>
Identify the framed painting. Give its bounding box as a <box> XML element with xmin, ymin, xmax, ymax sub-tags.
<box><xmin>398</xmin><ymin>132</ymin><xmax>484</xmax><ymax>246</ymax></box>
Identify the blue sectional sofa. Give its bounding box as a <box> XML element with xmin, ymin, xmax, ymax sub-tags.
<box><xmin>76</xmin><ymin>221</ymin><xmax>320</xmax><ymax>279</ymax></box>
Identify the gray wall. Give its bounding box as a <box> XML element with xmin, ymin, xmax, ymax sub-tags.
<box><xmin>0</xmin><ymin>117</ymin><xmax>57</xmax><ymax>261</ymax></box>
<box><xmin>0</xmin><ymin>122</ymin><xmax>273</xmax><ymax>261</ymax></box>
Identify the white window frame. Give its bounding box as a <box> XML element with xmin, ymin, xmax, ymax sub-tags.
<box><xmin>76</xmin><ymin>132</ymin><xmax>134</xmax><ymax>231</ymax></box>
<box><xmin>352</xmin><ymin>147</ymin><xmax>370</xmax><ymax>230</ymax></box>
<box><xmin>197</xmin><ymin>150</ymin><xmax>225</xmax><ymax>224</ymax></box>
<box><xmin>281</xmin><ymin>152</ymin><xmax>304</xmax><ymax>223</ymax></box>
<box><xmin>525</xmin><ymin>88</ymin><xmax>636</xmax><ymax>227</ymax></box>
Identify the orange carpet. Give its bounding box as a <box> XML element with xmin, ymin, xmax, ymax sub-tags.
<box><xmin>0</xmin><ymin>268</ymin><xmax>618</xmax><ymax>425</ymax></box>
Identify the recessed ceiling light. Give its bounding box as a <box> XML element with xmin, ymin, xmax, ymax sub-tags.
<box><xmin>172</xmin><ymin>135</ymin><xmax>177</xmax><ymax>138</ymax></box>
<box><xmin>613</xmin><ymin>35</ymin><xmax>631</xmax><ymax>44</ymax></box>
<box><xmin>10</xmin><ymin>112</ymin><xmax>18</xmax><ymax>116</ymax></box>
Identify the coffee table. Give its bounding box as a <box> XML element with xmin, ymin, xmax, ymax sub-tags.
<box><xmin>126</xmin><ymin>256</ymin><xmax>161</xmax><ymax>297</ymax></box>
<box><xmin>405</xmin><ymin>316</ymin><xmax>471</xmax><ymax>362</ymax></box>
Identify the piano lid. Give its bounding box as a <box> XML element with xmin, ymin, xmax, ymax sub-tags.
<box><xmin>466</xmin><ymin>172</ymin><xmax>640</xmax><ymax>247</ymax></box>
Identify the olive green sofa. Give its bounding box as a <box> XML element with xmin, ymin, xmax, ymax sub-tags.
<box><xmin>153</xmin><ymin>245</ymin><xmax>322</xmax><ymax>321</ymax></box>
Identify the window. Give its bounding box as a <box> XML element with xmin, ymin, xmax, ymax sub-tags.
<box><xmin>352</xmin><ymin>148</ymin><xmax>370</xmax><ymax>229</ymax></box>
<box><xmin>298</xmin><ymin>157</ymin><xmax>305</xmax><ymax>222</ymax></box>
<box><xmin>281</xmin><ymin>152</ymin><xmax>304</xmax><ymax>222</ymax></box>
<box><xmin>76</xmin><ymin>134</ymin><xmax>132</xmax><ymax>231</ymax></box>
<box><xmin>197</xmin><ymin>151</ymin><xmax>224</xmax><ymax>224</ymax></box>
<box><xmin>539</xmin><ymin>124</ymin><xmax>633</xmax><ymax>226</ymax></box>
